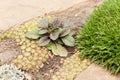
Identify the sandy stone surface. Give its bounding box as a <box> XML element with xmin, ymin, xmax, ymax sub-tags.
<box><xmin>0</xmin><ymin>0</ymin><xmax>86</xmax><ymax>31</ymax></box>
<box><xmin>75</xmin><ymin>64</ymin><xmax>120</xmax><ymax>80</ymax></box>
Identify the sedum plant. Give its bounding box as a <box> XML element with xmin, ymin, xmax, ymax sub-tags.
<box><xmin>26</xmin><ymin>17</ymin><xmax>75</xmax><ymax>57</ymax></box>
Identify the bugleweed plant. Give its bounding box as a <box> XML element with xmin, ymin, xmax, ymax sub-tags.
<box><xmin>26</xmin><ymin>17</ymin><xmax>75</xmax><ymax>57</ymax></box>
<box><xmin>76</xmin><ymin>0</ymin><xmax>120</xmax><ymax>74</ymax></box>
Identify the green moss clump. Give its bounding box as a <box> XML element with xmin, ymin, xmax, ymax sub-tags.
<box><xmin>76</xmin><ymin>0</ymin><xmax>120</xmax><ymax>74</ymax></box>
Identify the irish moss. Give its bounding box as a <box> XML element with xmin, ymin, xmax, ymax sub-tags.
<box><xmin>76</xmin><ymin>0</ymin><xmax>120</xmax><ymax>74</ymax></box>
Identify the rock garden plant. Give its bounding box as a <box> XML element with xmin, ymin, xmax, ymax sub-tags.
<box><xmin>76</xmin><ymin>0</ymin><xmax>120</xmax><ymax>74</ymax></box>
<box><xmin>0</xmin><ymin>64</ymin><xmax>24</xmax><ymax>80</ymax></box>
<box><xmin>26</xmin><ymin>17</ymin><xmax>75</xmax><ymax>57</ymax></box>
<box><xmin>0</xmin><ymin>0</ymin><xmax>104</xmax><ymax>79</ymax></box>
<box><xmin>0</xmin><ymin>15</ymin><xmax>85</xmax><ymax>80</ymax></box>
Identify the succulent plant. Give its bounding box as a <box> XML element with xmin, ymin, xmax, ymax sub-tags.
<box><xmin>3</xmin><ymin>19</ymin><xmax>50</xmax><ymax>72</ymax></box>
<box><xmin>51</xmin><ymin>50</ymin><xmax>90</xmax><ymax>80</ymax></box>
<box><xmin>0</xmin><ymin>64</ymin><xmax>24</xmax><ymax>80</ymax></box>
<box><xmin>26</xmin><ymin>17</ymin><xmax>75</xmax><ymax>57</ymax></box>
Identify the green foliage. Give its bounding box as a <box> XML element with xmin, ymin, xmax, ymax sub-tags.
<box><xmin>62</xmin><ymin>35</ymin><xmax>75</xmax><ymax>47</ymax></box>
<box><xmin>76</xmin><ymin>0</ymin><xmax>120</xmax><ymax>74</ymax></box>
<box><xmin>26</xmin><ymin>29</ymin><xmax>40</xmax><ymax>39</ymax></box>
<box><xmin>46</xmin><ymin>42</ymin><xmax>68</xmax><ymax>57</ymax></box>
<box><xmin>26</xmin><ymin>17</ymin><xmax>75</xmax><ymax>57</ymax></box>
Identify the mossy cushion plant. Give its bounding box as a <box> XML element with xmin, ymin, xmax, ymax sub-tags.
<box><xmin>76</xmin><ymin>0</ymin><xmax>120</xmax><ymax>74</ymax></box>
<box><xmin>0</xmin><ymin>64</ymin><xmax>24</xmax><ymax>80</ymax></box>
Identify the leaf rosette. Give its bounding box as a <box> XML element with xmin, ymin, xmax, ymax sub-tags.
<box><xmin>26</xmin><ymin>16</ymin><xmax>75</xmax><ymax>57</ymax></box>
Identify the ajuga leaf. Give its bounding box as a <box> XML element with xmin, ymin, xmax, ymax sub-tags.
<box><xmin>38</xmin><ymin>17</ymin><xmax>49</xmax><ymax>28</ymax></box>
<box><xmin>62</xmin><ymin>35</ymin><xmax>75</xmax><ymax>46</ymax></box>
<box><xmin>53</xmin><ymin>18</ymin><xmax>62</xmax><ymax>28</ymax></box>
<box><xmin>60</xmin><ymin>28</ymin><xmax>70</xmax><ymax>37</ymax></box>
<box><xmin>51</xmin><ymin>43</ymin><xmax>68</xmax><ymax>57</ymax></box>
<box><xmin>39</xmin><ymin>36</ymin><xmax>50</xmax><ymax>46</ymax></box>
<box><xmin>50</xmin><ymin>28</ymin><xmax>61</xmax><ymax>40</ymax></box>
<box><xmin>26</xmin><ymin>29</ymin><xmax>40</xmax><ymax>39</ymax></box>
<box><xmin>57</xmin><ymin>39</ymin><xmax>64</xmax><ymax>45</ymax></box>
<box><xmin>39</xmin><ymin>29</ymin><xmax>48</xmax><ymax>35</ymax></box>
<box><xmin>46</xmin><ymin>42</ymin><xmax>56</xmax><ymax>50</ymax></box>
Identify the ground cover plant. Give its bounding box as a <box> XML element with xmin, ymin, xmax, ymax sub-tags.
<box><xmin>0</xmin><ymin>64</ymin><xmax>24</xmax><ymax>80</ymax></box>
<box><xmin>26</xmin><ymin>17</ymin><xmax>75</xmax><ymax>57</ymax></box>
<box><xmin>0</xmin><ymin>1</ymin><xmax>103</xmax><ymax>79</ymax></box>
<box><xmin>0</xmin><ymin>16</ymin><xmax>90</xmax><ymax>80</ymax></box>
<box><xmin>76</xmin><ymin>0</ymin><xmax>120</xmax><ymax>74</ymax></box>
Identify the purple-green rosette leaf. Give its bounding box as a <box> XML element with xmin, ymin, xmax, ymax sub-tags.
<box><xmin>39</xmin><ymin>29</ymin><xmax>48</xmax><ymax>35</ymax></box>
<box><xmin>53</xmin><ymin>18</ymin><xmax>62</xmax><ymax>28</ymax></box>
<box><xmin>60</xmin><ymin>28</ymin><xmax>70</xmax><ymax>37</ymax></box>
<box><xmin>62</xmin><ymin>35</ymin><xmax>75</xmax><ymax>47</ymax></box>
<box><xmin>39</xmin><ymin>36</ymin><xmax>50</xmax><ymax>46</ymax></box>
<box><xmin>26</xmin><ymin>29</ymin><xmax>40</xmax><ymax>39</ymax></box>
<box><xmin>38</xmin><ymin>17</ymin><xmax>49</xmax><ymax>28</ymax></box>
<box><xmin>50</xmin><ymin>28</ymin><xmax>61</xmax><ymax>40</ymax></box>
